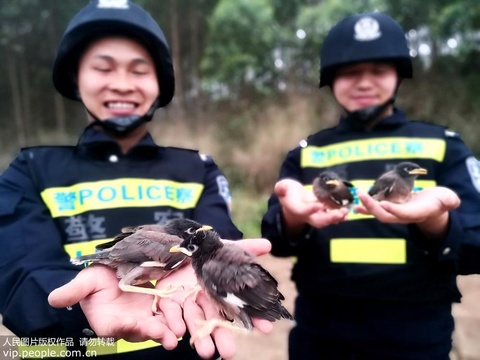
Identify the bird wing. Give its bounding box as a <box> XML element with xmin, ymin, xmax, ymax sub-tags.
<box><xmin>330</xmin><ymin>188</ymin><xmax>354</xmax><ymax>206</ymax></box>
<box><xmin>96</xmin><ymin>224</ymin><xmax>167</xmax><ymax>251</ymax></box>
<box><xmin>201</xmin><ymin>245</ymin><xmax>287</xmax><ymax>322</ymax></box>
<box><xmin>108</xmin><ymin>230</ymin><xmax>187</xmax><ymax>268</ymax></box>
<box><xmin>95</xmin><ymin>231</ymin><xmax>132</xmax><ymax>251</ymax></box>
<box><xmin>368</xmin><ymin>172</ymin><xmax>397</xmax><ymax>197</ymax></box>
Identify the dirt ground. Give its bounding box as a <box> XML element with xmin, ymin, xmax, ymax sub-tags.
<box><xmin>233</xmin><ymin>254</ymin><xmax>480</xmax><ymax>360</ymax></box>
<box><xmin>1</xmin><ymin>255</ymin><xmax>480</xmax><ymax>360</ymax></box>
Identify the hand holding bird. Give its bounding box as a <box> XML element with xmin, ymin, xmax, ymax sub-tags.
<box><xmin>354</xmin><ymin>186</ymin><xmax>460</xmax><ymax>237</ymax></box>
<box><xmin>274</xmin><ymin>179</ymin><xmax>349</xmax><ymax>233</ymax></box>
<box><xmin>49</xmin><ymin>237</ymin><xmax>273</xmax><ymax>360</ymax></box>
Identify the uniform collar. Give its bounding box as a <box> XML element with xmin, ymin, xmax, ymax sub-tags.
<box><xmin>336</xmin><ymin>108</ymin><xmax>408</xmax><ymax>133</ymax></box>
<box><xmin>76</xmin><ymin>127</ymin><xmax>160</xmax><ymax>161</ymax></box>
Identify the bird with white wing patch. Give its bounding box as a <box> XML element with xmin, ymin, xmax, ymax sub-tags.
<box><xmin>170</xmin><ymin>227</ymin><xmax>293</xmax><ymax>345</ymax></box>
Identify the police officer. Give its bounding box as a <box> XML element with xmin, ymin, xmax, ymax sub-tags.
<box><xmin>0</xmin><ymin>1</ymin><xmax>272</xmax><ymax>359</ymax></box>
<box><xmin>262</xmin><ymin>12</ymin><xmax>480</xmax><ymax>360</ymax></box>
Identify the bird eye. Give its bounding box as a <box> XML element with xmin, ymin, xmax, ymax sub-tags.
<box><xmin>185</xmin><ymin>227</ymin><xmax>195</xmax><ymax>234</ymax></box>
<box><xmin>187</xmin><ymin>244</ymin><xmax>198</xmax><ymax>252</ymax></box>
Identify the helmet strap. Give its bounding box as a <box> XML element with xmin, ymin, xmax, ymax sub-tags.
<box><xmin>344</xmin><ymin>83</ymin><xmax>400</xmax><ymax>131</ymax></box>
<box><xmin>344</xmin><ymin>97</ymin><xmax>394</xmax><ymax>131</ymax></box>
<box><xmin>85</xmin><ymin>99</ymin><xmax>159</xmax><ymax>137</ymax></box>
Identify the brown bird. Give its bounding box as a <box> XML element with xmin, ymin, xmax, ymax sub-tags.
<box><xmin>170</xmin><ymin>228</ymin><xmax>293</xmax><ymax>344</ymax></box>
<box><xmin>313</xmin><ymin>170</ymin><xmax>354</xmax><ymax>209</ymax></box>
<box><xmin>70</xmin><ymin>218</ymin><xmax>204</xmax><ymax>313</ymax></box>
<box><xmin>368</xmin><ymin>162</ymin><xmax>428</xmax><ymax>203</ymax></box>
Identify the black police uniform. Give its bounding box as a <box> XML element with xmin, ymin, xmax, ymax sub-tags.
<box><xmin>262</xmin><ymin>109</ymin><xmax>480</xmax><ymax>360</ymax></box>
<box><xmin>0</xmin><ymin>127</ymin><xmax>242</xmax><ymax>359</ymax></box>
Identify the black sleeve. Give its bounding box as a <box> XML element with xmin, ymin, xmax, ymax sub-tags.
<box><xmin>261</xmin><ymin>147</ymin><xmax>311</xmax><ymax>257</ymax></box>
<box><xmin>0</xmin><ymin>151</ymin><xmax>90</xmax><ymax>338</ymax></box>
<box><xmin>437</xmin><ymin>135</ymin><xmax>480</xmax><ymax>274</ymax></box>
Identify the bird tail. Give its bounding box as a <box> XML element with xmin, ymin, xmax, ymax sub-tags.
<box><xmin>70</xmin><ymin>251</ymin><xmax>109</xmax><ymax>265</ymax></box>
<box><xmin>279</xmin><ymin>304</ymin><xmax>294</xmax><ymax>320</ymax></box>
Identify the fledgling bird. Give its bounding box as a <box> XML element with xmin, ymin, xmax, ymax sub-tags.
<box><xmin>368</xmin><ymin>162</ymin><xmax>428</xmax><ymax>203</ymax></box>
<box><xmin>312</xmin><ymin>170</ymin><xmax>354</xmax><ymax>209</ymax></box>
<box><xmin>70</xmin><ymin>218</ymin><xmax>205</xmax><ymax>313</ymax></box>
<box><xmin>170</xmin><ymin>228</ymin><xmax>293</xmax><ymax>344</ymax></box>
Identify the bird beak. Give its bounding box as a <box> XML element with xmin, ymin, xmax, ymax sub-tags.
<box><xmin>195</xmin><ymin>225</ymin><xmax>213</xmax><ymax>233</ymax></box>
<box><xmin>169</xmin><ymin>245</ymin><xmax>193</xmax><ymax>256</ymax></box>
<box><xmin>326</xmin><ymin>179</ymin><xmax>340</xmax><ymax>186</ymax></box>
<box><xmin>408</xmin><ymin>168</ymin><xmax>428</xmax><ymax>175</ymax></box>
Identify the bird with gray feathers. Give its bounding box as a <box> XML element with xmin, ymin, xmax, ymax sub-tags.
<box><xmin>70</xmin><ymin>218</ymin><xmax>205</xmax><ymax>313</ymax></box>
<box><xmin>170</xmin><ymin>227</ymin><xmax>293</xmax><ymax>344</ymax></box>
<box><xmin>313</xmin><ymin>170</ymin><xmax>354</xmax><ymax>209</ymax></box>
<box><xmin>368</xmin><ymin>162</ymin><xmax>428</xmax><ymax>203</ymax></box>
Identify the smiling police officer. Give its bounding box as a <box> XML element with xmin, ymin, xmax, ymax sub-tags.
<box><xmin>262</xmin><ymin>12</ymin><xmax>480</xmax><ymax>360</ymax></box>
<box><xmin>0</xmin><ymin>1</ymin><xmax>247</xmax><ymax>359</ymax></box>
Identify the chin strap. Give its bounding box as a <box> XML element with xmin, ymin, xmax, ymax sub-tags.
<box><xmin>85</xmin><ymin>99</ymin><xmax>160</xmax><ymax>137</ymax></box>
<box><xmin>343</xmin><ymin>81</ymin><xmax>403</xmax><ymax>131</ymax></box>
<box><xmin>344</xmin><ymin>97</ymin><xmax>395</xmax><ymax>131</ymax></box>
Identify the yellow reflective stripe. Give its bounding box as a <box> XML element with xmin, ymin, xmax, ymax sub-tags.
<box><xmin>64</xmin><ymin>238</ymin><xmax>111</xmax><ymax>259</ymax></box>
<box><xmin>115</xmin><ymin>339</ymin><xmax>160</xmax><ymax>353</ymax></box>
<box><xmin>304</xmin><ymin>180</ymin><xmax>437</xmax><ymax>221</ymax></box>
<box><xmin>87</xmin><ymin>339</ymin><xmax>161</xmax><ymax>355</ymax></box>
<box><xmin>330</xmin><ymin>238</ymin><xmax>406</xmax><ymax>264</ymax></box>
<box><xmin>17</xmin><ymin>340</ymin><xmax>163</xmax><ymax>356</ymax></box>
<box><xmin>113</xmin><ymin>339</ymin><xmax>162</xmax><ymax>353</ymax></box>
<box><xmin>301</xmin><ymin>137</ymin><xmax>446</xmax><ymax>168</ymax></box>
<box><xmin>41</xmin><ymin>178</ymin><xmax>204</xmax><ymax>218</ymax></box>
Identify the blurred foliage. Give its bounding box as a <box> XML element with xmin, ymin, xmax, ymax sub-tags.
<box><xmin>201</xmin><ymin>0</ymin><xmax>279</xmax><ymax>98</ymax></box>
<box><xmin>230</xmin><ymin>189</ymin><xmax>269</xmax><ymax>238</ymax></box>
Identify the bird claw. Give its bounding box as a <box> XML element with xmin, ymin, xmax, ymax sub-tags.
<box><xmin>189</xmin><ymin>319</ymin><xmax>248</xmax><ymax>346</ymax></box>
<box><xmin>151</xmin><ymin>284</ymin><xmax>185</xmax><ymax>314</ymax></box>
<box><xmin>180</xmin><ymin>284</ymin><xmax>203</xmax><ymax>306</ymax></box>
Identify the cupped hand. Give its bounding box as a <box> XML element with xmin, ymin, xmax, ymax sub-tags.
<box><xmin>48</xmin><ymin>264</ymin><xmax>181</xmax><ymax>349</ymax></box>
<box><xmin>275</xmin><ymin>179</ymin><xmax>349</xmax><ymax>230</ymax></box>
<box><xmin>353</xmin><ymin>187</ymin><xmax>460</xmax><ymax>224</ymax></box>
<box><xmin>49</xmin><ymin>238</ymin><xmax>274</xmax><ymax>360</ymax></box>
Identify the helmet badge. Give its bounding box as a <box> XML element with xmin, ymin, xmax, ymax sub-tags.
<box><xmin>353</xmin><ymin>16</ymin><xmax>382</xmax><ymax>41</ymax></box>
<box><xmin>97</xmin><ymin>0</ymin><xmax>129</xmax><ymax>9</ymax></box>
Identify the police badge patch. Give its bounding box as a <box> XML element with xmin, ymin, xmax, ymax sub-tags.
<box><xmin>466</xmin><ymin>156</ymin><xmax>480</xmax><ymax>193</ymax></box>
<box><xmin>354</xmin><ymin>16</ymin><xmax>382</xmax><ymax>41</ymax></box>
<box><xmin>97</xmin><ymin>0</ymin><xmax>129</xmax><ymax>9</ymax></box>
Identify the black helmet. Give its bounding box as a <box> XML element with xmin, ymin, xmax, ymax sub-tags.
<box><xmin>52</xmin><ymin>0</ymin><xmax>174</xmax><ymax>108</ymax></box>
<box><xmin>319</xmin><ymin>12</ymin><xmax>412</xmax><ymax>88</ymax></box>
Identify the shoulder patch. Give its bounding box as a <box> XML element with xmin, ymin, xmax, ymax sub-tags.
<box><xmin>216</xmin><ymin>175</ymin><xmax>232</xmax><ymax>209</ymax></box>
<box><xmin>466</xmin><ymin>156</ymin><xmax>480</xmax><ymax>193</ymax></box>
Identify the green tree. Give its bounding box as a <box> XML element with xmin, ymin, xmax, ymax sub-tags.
<box><xmin>201</xmin><ymin>0</ymin><xmax>279</xmax><ymax>99</ymax></box>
